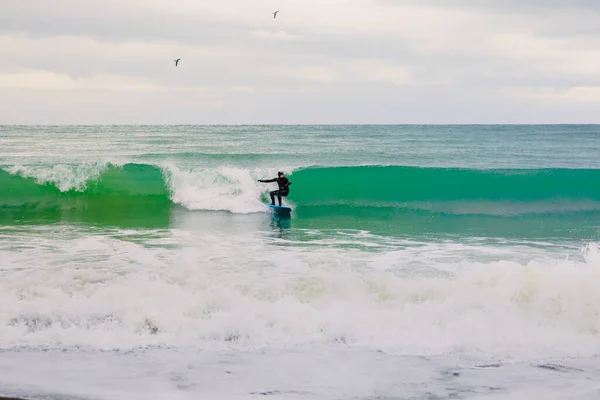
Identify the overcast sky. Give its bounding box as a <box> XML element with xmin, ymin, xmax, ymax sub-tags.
<box><xmin>2</xmin><ymin>0</ymin><xmax>600</xmax><ymax>124</ymax></box>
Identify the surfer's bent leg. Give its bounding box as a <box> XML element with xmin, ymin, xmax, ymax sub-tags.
<box><xmin>270</xmin><ymin>190</ymin><xmax>278</xmax><ymax>205</ymax></box>
<box><xmin>278</xmin><ymin>190</ymin><xmax>288</xmax><ymax>206</ymax></box>
<box><xmin>270</xmin><ymin>190</ymin><xmax>287</xmax><ymax>206</ymax></box>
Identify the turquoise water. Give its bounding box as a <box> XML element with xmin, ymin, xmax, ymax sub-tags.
<box><xmin>1</xmin><ymin>125</ymin><xmax>600</xmax><ymax>399</ymax></box>
<box><xmin>1</xmin><ymin>125</ymin><xmax>600</xmax><ymax>239</ymax></box>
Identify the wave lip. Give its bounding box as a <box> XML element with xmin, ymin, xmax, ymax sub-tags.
<box><xmin>165</xmin><ymin>165</ymin><xmax>268</xmax><ymax>214</ymax></box>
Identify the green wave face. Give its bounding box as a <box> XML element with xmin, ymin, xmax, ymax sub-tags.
<box><xmin>289</xmin><ymin>166</ymin><xmax>600</xmax><ymax>205</ymax></box>
<box><xmin>287</xmin><ymin>166</ymin><xmax>600</xmax><ymax>239</ymax></box>
<box><xmin>0</xmin><ymin>164</ymin><xmax>173</xmax><ymax>227</ymax></box>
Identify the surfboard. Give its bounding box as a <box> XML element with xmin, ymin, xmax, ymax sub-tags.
<box><xmin>265</xmin><ymin>203</ymin><xmax>292</xmax><ymax>215</ymax></box>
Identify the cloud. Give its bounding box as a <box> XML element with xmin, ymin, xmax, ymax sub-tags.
<box><xmin>0</xmin><ymin>70</ymin><xmax>161</xmax><ymax>91</ymax></box>
<box><xmin>505</xmin><ymin>86</ymin><xmax>600</xmax><ymax>104</ymax></box>
<box><xmin>249</xmin><ymin>30</ymin><xmax>300</xmax><ymax>40</ymax></box>
<box><xmin>229</xmin><ymin>86</ymin><xmax>258</xmax><ymax>93</ymax></box>
<box><xmin>279</xmin><ymin>59</ymin><xmax>411</xmax><ymax>86</ymax></box>
<box><xmin>2</xmin><ymin>0</ymin><xmax>600</xmax><ymax>123</ymax></box>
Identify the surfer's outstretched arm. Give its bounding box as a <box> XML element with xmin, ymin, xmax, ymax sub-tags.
<box><xmin>258</xmin><ymin>178</ymin><xmax>277</xmax><ymax>183</ymax></box>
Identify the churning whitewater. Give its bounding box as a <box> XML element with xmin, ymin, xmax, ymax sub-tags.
<box><xmin>1</xmin><ymin>229</ymin><xmax>600</xmax><ymax>354</ymax></box>
<box><xmin>1</xmin><ymin>125</ymin><xmax>600</xmax><ymax>400</ymax></box>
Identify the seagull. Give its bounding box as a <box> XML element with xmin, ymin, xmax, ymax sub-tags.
<box><xmin>273</xmin><ymin>10</ymin><xmax>279</xmax><ymax>19</ymax></box>
<box><xmin>175</xmin><ymin>58</ymin><xmax>181</xmax><ymax>67</ymax></box>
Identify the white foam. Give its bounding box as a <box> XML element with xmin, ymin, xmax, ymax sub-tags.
<box><xmin>1</xmin><ymin>231</ymin><xmax>599</xmax><ymax>358</ymax></box>
<box><xmin>7</xmin><ymin>163</ymin><xmax>110</xmax><ymax>192</ymax></box>
<box><xmin>163</xmin><ymin>164</ymin><xmax>291</xmax><ymax>213</ymax></box>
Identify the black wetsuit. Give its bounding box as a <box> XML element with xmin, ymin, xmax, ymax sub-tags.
<box><xmin>259</xmin><ymin>177</ymin><xmax>291</xmax><ymax>206</ymax></box>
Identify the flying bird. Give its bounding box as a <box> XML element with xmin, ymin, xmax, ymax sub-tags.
<box><xmin>273</xmin><ymin>11</ymin><xmax>279</xmax><ymax>19</ymax></box>
<box><xmin>175</xmin><ymin>58</ymin><xmax>181</xmax><ymax>67</ymax></box>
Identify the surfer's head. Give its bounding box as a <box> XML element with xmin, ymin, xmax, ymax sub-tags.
<box><xmin>278</xmin><ymin>171</ymin><xmax>284</xmax><ymax>178</ymax></box>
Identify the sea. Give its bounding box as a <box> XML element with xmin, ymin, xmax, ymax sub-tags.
<box><xmin>1</xmin><ymin>125</ymin><xmax>600</xmax><ymax>400</ymax></box>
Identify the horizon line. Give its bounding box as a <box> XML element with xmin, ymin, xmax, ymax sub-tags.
<box><xmin>2</xmin><ymin>123</ymin><xmax>600</xmax><ymax>127</ymax></box>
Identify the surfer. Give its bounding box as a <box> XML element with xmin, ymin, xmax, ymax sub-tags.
<box><xmin>258</xmin><ymin>171</ymin><xmax>291</xmax><ymax>206</ymax></box>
